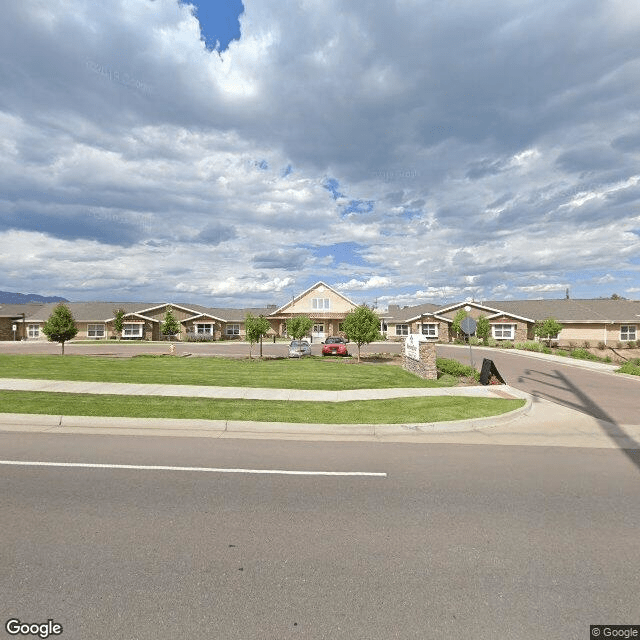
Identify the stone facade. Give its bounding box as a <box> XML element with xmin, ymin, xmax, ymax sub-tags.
<box><xmin>401</xmin><ymin>339</ymin><xmax>437</xmax><ymax>380</ymax></box>
<box><xmin>490</xmin><ymin>315</ymin><xmax>531</xmax><ymax>342</ymax></box>
<box><xmin>0</xmin><ymin>318</ymin><xmax>16</xmax><ymax>341</ymax></box>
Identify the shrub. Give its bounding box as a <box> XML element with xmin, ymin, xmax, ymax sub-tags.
<box><xmin>487</xmin><ymin>338</ymin><xmax>498</xmax><ymax>348</ymax></box>
<box><xmin>501</xmin><ymin>341</ymin><xmax>514</xmax><ymax>349</ymax></box>
<box><xmin>568</xmin><ymin>341</ymin><xmax>576</xmax><ymax>349</ymax></box>
<box><xmin>616</xmin><ymin>341</ymin><xmax>623</xmax><ymax>349</ymax></box>
<box><xmin>583</xmin><ymin>340</ymin><xmax>591</xmax><ymax>349</ymax></box>
<box><xmin>542</xmin><ymin>347</ymin><xmax>552</xmax><ymax>354</ymax></box>
<box><xmin>436</xmin><ymin>358</ymin><xmax>480</xmax><ymax>382</ymax></box>
<box><xmin>618</xmin><ymin>359</ymin><xmax>640</xmax><ymax>376</ymax></box>
<box><xmin>597</xmin><ymin>341</ymin><xmax>606</xmax><ymax>350</ymax></box>
<box><xmin>604</xmin><ymin>356</ymin><xmax>612</xmax><ymax>363</ymax></box>
<box><xmin>570</xmin><ymin>348</ymin><xmax>599</xmax><ymax>361</ymax></box>
<box><xmin>627</xmin><ymin>340</ymin><xmax>637</xmax><ymax>349</ymax></box>
<box><xmin>515</xmin><ymin>341</ymin><xmax>537</xmax><ymax>352</ymax></box>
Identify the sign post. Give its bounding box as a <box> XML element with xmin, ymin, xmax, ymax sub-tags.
<box><xmin>12</xmin><ymin>324</ymin><xmax>17</xmax><ymax>341</ymax></box>
<box><xmin>460</xmin><ymin>315</ymin><xmax>477</xmax><ymax>369</ymax></box>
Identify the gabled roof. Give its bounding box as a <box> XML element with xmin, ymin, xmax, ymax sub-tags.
<box><xmin>485</xmin><ymin>310</ymin><xmax>537</xmax><ymax>323</ymax></box>
<box><xmin>200</xmin><ymin>307</ymin><xmax>271</xmax><ymax>323</ymax></box>
<box><xmin>481</xmin><ymin>299</ymin><xmax>640</xmax><ymax>323</ymax></box>
<box><xmin>435</xmin><ymin>300</ymin><xmax>527</xmax><ymax>317</ymax></box>
<box><xmin>270</xmin><ymin>281</ymin><xmax>357</xmax><ymax>315</ymax></box>
<box><xmin>20</xmin><ymin>302</ymin><xmax>152</xmax><ymax>323</ymax></box>
<box><xmin>105</xmin><ymin>311</ymin><xmax>159</xmax><ymax>323</ymax></box>
<box><xmin>0</xmin><ymin>303</ymin><xmax>44</xmax><ymax>318</ymax></box>
<box><xmin>135</xmin><ymin>302</ymin><xmax>206</xmax><ymax>317</ymax></box>
<box><xmin>402</xmin><ymin>302</ymin><xmax>452</xmax><ymax>323</ymax></box>
<box><xmin>184</xmin><ymin>312</ymin><xmax>229</xmax><ymax>323</ymax></box>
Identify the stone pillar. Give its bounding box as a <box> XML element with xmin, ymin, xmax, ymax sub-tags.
<box><xmin>402</xmin><ymin>339</ymin><xmax>437</xmax><ymax>380</ymax></box>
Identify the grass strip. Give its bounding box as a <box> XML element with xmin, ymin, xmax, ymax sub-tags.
<box><xmin>0</xmin><ymin>391</ymin><xmax>524</xmax><ymax>424</ymax></box>
<box><xmin>0</xmin><ymin>354</ymin><xmax>457</xmax><ymax>390</ymax></box>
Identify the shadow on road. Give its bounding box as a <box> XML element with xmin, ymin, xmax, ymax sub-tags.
<box><xmin>519</xmin><ymin>367</ymin><xmax>640</xmax><ymax>471</ymax></box>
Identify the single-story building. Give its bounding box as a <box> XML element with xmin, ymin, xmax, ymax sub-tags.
<box><xmin>382</xmin><ymin>298</ymin><xmax>640</xmax><ymax>346</ymax></box>
<box><xmin>2</xmin><ymin>287</ymin><xmax>638</xmax><ymax>347</ymax></box>
<box><xmin>1</xmin><ymin>282</ymin><xmax>359</xmax><ymax>343</ymax></box>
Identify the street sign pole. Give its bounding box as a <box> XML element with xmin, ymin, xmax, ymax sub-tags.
<box><xmin>460</xmin><ymin>314</ymin><xmax>477</xmax><ymax>369</ymax></box>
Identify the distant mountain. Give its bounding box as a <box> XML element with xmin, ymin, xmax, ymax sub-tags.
<box><xmin>0</xmin><ymin>290</ymin><xmax>69</xmax><ymax>304</ymax></box>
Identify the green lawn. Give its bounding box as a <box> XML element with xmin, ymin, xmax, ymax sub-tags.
<box><xmin>0</xmin><ymin>354</ymin><xmax>457</xmax><ymax>390</ymax></box>
<box><xmin>0</xmin><ymin>390</ymin><xmax>524</xmax><ymax>424</ymax></box>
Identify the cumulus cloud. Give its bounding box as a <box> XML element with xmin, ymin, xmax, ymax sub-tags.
<box><xmin>1</xmin><ymin>0</ymin><xmax>639</xmax><ymax>306</ymax></box>
<box><xmin>335</xmin><ymin>276</ymin><xmax>391</xmax><ymax>291</ymax></box>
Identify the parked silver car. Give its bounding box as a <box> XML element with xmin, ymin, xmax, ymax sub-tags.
<box><xmin>288</xmin><ymin>340</ymin><xmax>311</xmax><ymax>358</ymax></box>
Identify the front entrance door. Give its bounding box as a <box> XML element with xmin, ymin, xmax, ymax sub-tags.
<box><xmin>312</xmin><ymin>323</ymin><xmax>325</xmax><ymax>341</ymax></box>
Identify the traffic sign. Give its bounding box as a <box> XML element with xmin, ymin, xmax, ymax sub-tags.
<box><xmin>460</xmin><ymin>316</ymin><xmax>477</xmax><ymax>335</ymax></box>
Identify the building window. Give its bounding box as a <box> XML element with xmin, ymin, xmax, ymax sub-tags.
<box><xmin>492</xmin><ymin>324</ymin><xmax>516</xmax><ymax>340</ymax></box>
<box><xmin>87</xmin><ymin>324</ymin><xmax>105</xmax><ymax>338</ymax></box>
<box><xmin>196</xmin><ymin>323</ymin><xmax>213</xmax><ymax>335</ymax></box>
<box><xmin>313</xmin><ymin>324</ymin><xmax>324</xmax><ymax>334</ymax></box>
<box><xmin>312</xmin><ymin>298</ymin><xmax>330</xmax><ymax>310</ymax></box>
<box><xmin>226</xmin><ymin>324</ymin><xmax>240</xmax><ymax>335</ymax></box>
<box><xmin>620</xmin><ymin>325</ymin><xmax>637</xmax><ymax>341</ymax></box>
<box><xmin>123</xmin><ymin>323</ymin><xmax>143</xmax><ymax>338</ymax></box>
<box><xmin>396</xmin><ymin>324</ymin><xmax>409</xmax><ymax>336</ymax></box>
<box><xmin>28</xmin><ymin>324</ymin><xmax>40</xmax><ymax>338</ymax></box>
<box><xmin>421</xmin><ymin>323</ymin><xmax>438</xmax><ymax>338</ymax></box>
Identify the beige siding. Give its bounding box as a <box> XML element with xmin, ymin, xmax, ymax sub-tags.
<box><xmin>287</xmin><ymin>285</ymin><xmax>354</xmax><ymax>314</ymax></box>
<box><xmin>559</xmin><ymin>324</ymin><xmax>610</xmax><ymax>345</ymax></box>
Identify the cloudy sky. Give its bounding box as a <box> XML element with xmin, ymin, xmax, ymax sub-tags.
<box><xmin>1</xmin><ymin>0</ymin><xmax>639</xmax><ymax>308</ymax></box>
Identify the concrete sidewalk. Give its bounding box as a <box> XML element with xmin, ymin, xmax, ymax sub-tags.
<box><xmin>0</xmin><ymin>377</ymin><xmax>526</xmax><ymax>401</ymax></box>
<box><xmin>0</xmin><ymin>377</ymin><xmax>639</xmax><ymax>450</ymax></box>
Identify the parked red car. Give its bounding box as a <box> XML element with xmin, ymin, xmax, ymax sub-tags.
<box><xmin>321</xmin><ymin>336</ymin><xmax>349</xmax><ymax>356</ymax></box>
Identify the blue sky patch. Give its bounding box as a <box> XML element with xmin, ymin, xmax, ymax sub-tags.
<box><xmin>310</xmin><ymin>242</ymin><xmax>369</xmax><ymax>267</ymax></box>
<box><xmin>341</xmin><ymin>199</ymin><xmax>375</xmax><ymax>218</ymax></box>
<box><xmin>188</xmin><ymin>0</ymin><xmax>244</xmax><ymax>52</ymax></box>
<box><xmin>323</xmin><ymin>178</ymin><xmax>344</xmax><ymax>200</ymax></box>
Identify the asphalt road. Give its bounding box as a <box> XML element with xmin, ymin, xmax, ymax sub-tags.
<box><xmin>1</xmin><ymin>433</ymin><xmax>639</xmax><ymax>640</ymax></box>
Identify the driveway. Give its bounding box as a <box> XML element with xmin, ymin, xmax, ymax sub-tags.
<box><xmin>437</xmin><ymin>344</ymin><xmax>639</xmax><ymax>426</ymax></box>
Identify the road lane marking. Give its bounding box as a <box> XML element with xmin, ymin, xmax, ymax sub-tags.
<box><xmin>0</xmin><ymin>460</ymin><xmax>386</xmax><ymax>477</ymax></box>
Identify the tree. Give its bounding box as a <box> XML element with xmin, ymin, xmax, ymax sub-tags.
<box><xmin>245</xmin><ymin>313</ymin><xmax>271</xmax><ymax>359</ymax></box>
<box><xmin>451</xmin><ymin>308</ymin><xmax>467</xmax><ymax>341</ymax></box>
<box><xmin>113</xmin><ymin>308</ymin><xmax>125</xmax><ymax>341</ymax></box>
<box><xmin>342</xmin><ymin>305</ymin><xmax>381</xmax><ymax>363</ymax></box>
<box><xmin>286</xmin><ymin>316</ymin><xmax>313</xmax><ymax>340</ymax></box>
<box><xmin>476</xmin><ymin>315</ymin><xmax>490</xmax><ymax>346</ymax></box>
<box><xmin>161</xmin><ymin>306</ymin><xmax>181</xmax><ymax>339</ymax></box>
<box><xmin>535</xmin><ymin>318</ymin><xmax>563</xmax><ymax>346</ymax></box>
<box><xmin>41</xmin><ymin>304</ymin><xmax>78</xmax><ymax>355</ymax></box>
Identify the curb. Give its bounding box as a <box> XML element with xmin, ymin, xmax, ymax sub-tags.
<box><xmin>0</xmin><ymin>392</ymin><xmax>532</xmax><ymax>437</ymax></box>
